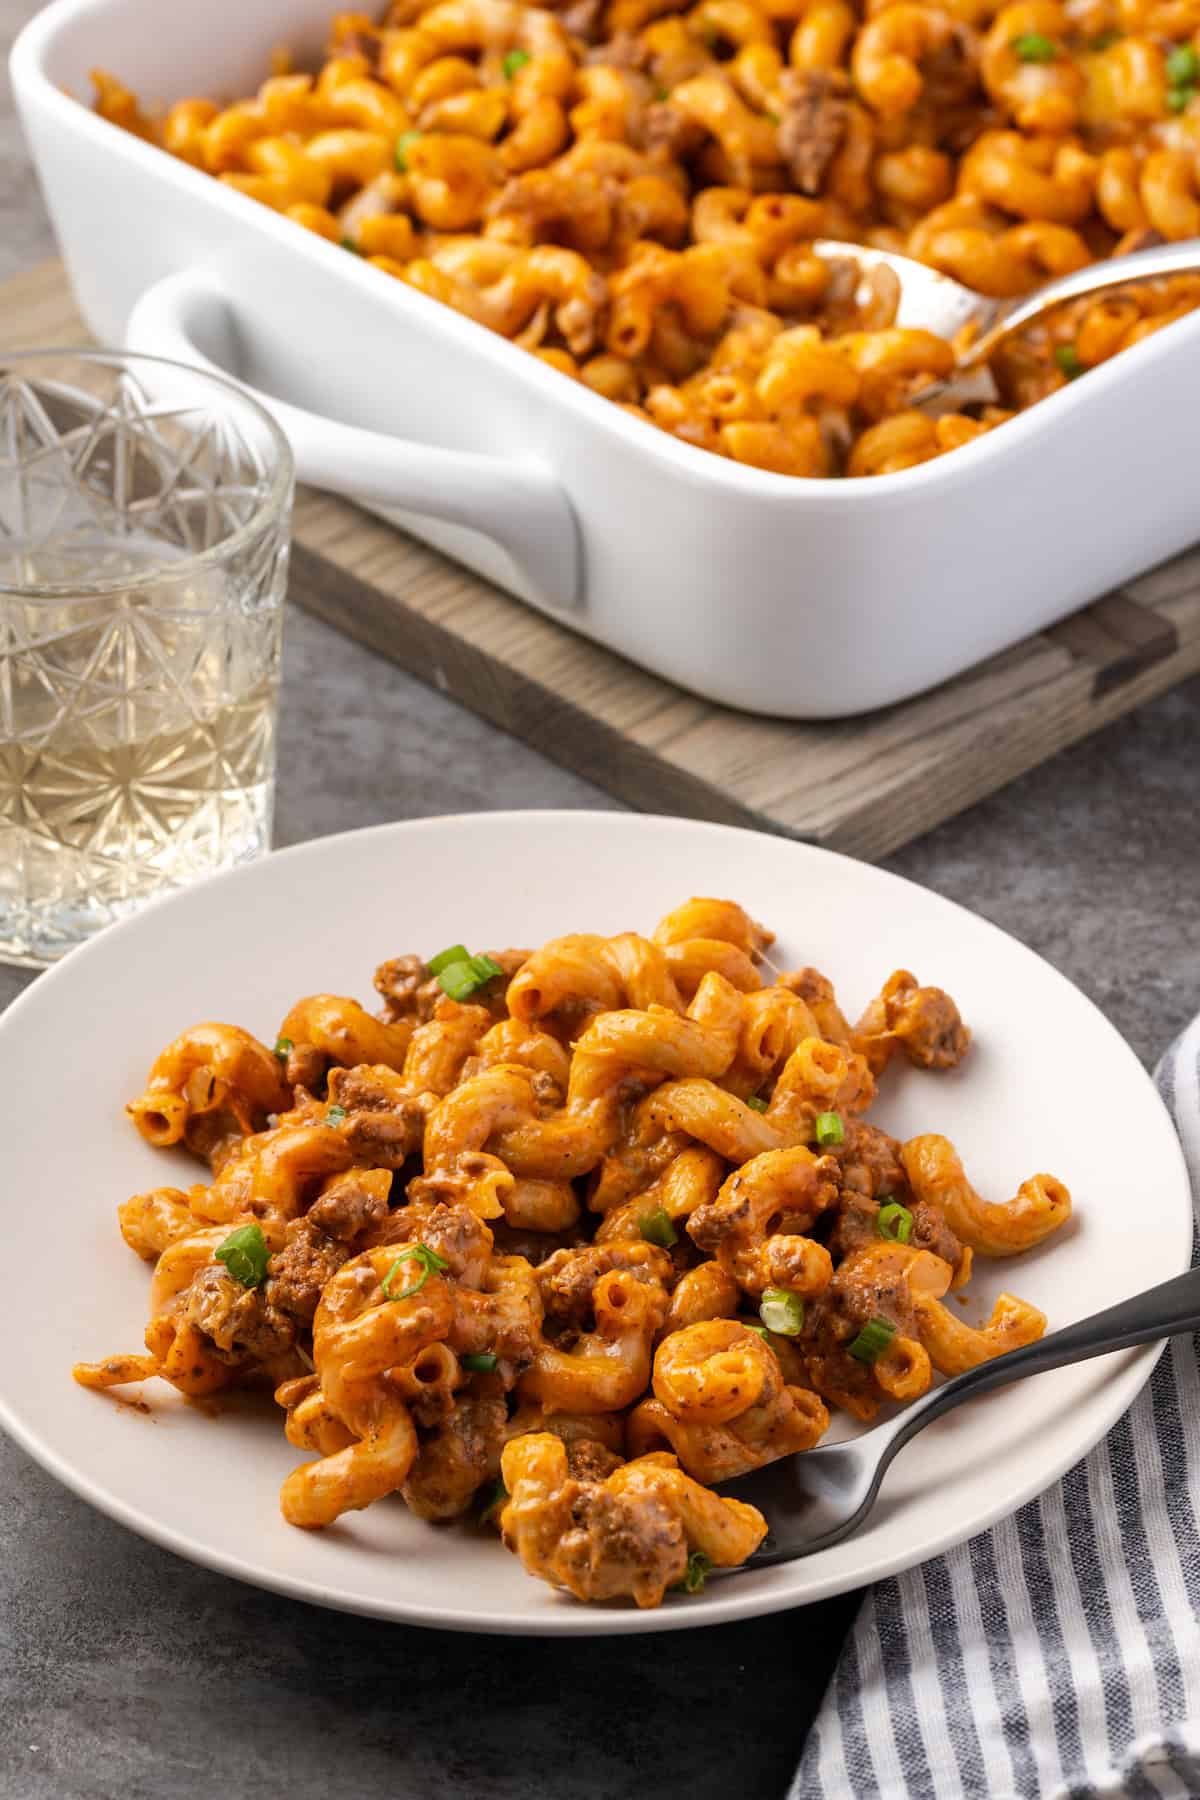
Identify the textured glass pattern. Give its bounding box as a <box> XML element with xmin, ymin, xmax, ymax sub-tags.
<box><xmin>0</xmin><ymin>355</ymin><xmax>291</xmax><ymax>966</ymax></box>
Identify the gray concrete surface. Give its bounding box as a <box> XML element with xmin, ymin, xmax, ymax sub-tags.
<box><xmin>1</xmin><ymin>4</ymin><xmax>1197</xmax><ymax>1794</ymax></box>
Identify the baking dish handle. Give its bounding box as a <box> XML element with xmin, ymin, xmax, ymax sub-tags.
<box><xmin>125</xmin><ymin>269</ymin><xmax>579</xmax><ymax>610</ymax></box>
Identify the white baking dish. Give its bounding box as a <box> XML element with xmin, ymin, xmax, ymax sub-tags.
<box><xmin>12</xmin><ymin>0</ymin><xmax>1200</xmax><ymax>718</ymax></box>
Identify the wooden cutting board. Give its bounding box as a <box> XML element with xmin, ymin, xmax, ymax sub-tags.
<box><xmin>7</xmin><ymin>257</ymin><xmax>1198</xmax><ymax>860</ymax></box>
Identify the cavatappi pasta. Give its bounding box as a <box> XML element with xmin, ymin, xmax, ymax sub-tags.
<box><xmin>92</xmin><ymin>0</ymin><xmax>1200</xmax><ymax>479</ymax></box>
<box><xmin>76</xmin><ymin>899</ymin><xmax>1071</xmax><ymax>1607</ymax></box>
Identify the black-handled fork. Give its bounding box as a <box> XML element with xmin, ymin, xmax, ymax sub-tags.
<box><xmin>723</xmin><ymin>1262</ymin><xmax>1200</xmax><ymax>1569</ymax></box>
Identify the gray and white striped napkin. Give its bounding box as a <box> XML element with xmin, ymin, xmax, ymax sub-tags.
<box><xmin>795</xmin><ymin>1012</ymin><xmax>1200</xmax><ymax>1800</ymax></box>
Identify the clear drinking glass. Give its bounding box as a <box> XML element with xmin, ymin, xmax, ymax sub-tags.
<box><xmin>0</xmin><ymin>349</ymin><xmax>294</xmax><ymax>967</ymax></box>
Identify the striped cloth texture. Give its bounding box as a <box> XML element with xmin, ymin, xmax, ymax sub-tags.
<box><xmin>794</xmin><ymin>1010</ymin><xmax>1200</xmax><ymax>1800</ymax></box>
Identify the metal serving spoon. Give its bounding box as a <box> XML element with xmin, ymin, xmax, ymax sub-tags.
<box><xmin>724</xmin><ymin>1261</ymin><xmax>1200</xmax><ymax>1570</ymax></box>
<box><xmin>810</xmin><ymin>236</ymin><xmax>1200</xmax><ymax>409</ymax></box>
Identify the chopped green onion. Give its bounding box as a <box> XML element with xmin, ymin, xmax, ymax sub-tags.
<box><xmin>427</xmin><ymin>943</ymin><xmax>470</xmax><ymax>975</ymax></box>
<box><xmin>382</xmin><ymin>1242</ymin><xmax>450</xmax><ymax>1301</ymax></box>
<box><xmin>639</xmin><ymin>1206</ymin><xmax>678</xmax><ymax>1249</ymax></box>
<box><xmin>744</xmin><ymin>1321</ymin><xmax>771</xmax><ymax>1340</ymax></box>
<box><xmin>746</xmin><ymin>1094</ymin><xmax>768</xmax><ymax>1113</ymax></box>
<box><xmin>340</xmin><ymin>236</ymin><xmax>361</xmax><ymax>253</ymax></box>
<box><xmin>1166</xmin><ymin>44</ymin><xmax>1200</xmax><ymax>85</ymax></box>
<box><xmin>1167</xmin><ymin>84</ymin><xmax>1195</xmax><ymax>110</ymax></box>
<box><xmin>462</xmin><ymin>1351</ymin><xmax>498</xmax><ymax>1372</ymax></box>
<box><xmin>848</xmin><ymin>1315</ymin><xmax>898</xmax><ymax>1363</ymax></box>
<box><xmin>480</xmin><ymin>1478</ymin><xmax>508</xmax><ymax>1524</ymax></box>
<box><xmin>759</xmin><ymin>1288</ymin><xmax>805</xmax><ymax>1336</ymax></box>
<box><xmin>1089</xmin><ymin>28</ymin><xmax>1121</xmax><ymax>47</ymax></box>
<box><xmin>814</xmin><ymin>1110</ymin><xmax>845</xmax><ymax>1147</ymax></box>
<box><xmin>1054</xmin><ymin>344</ymin><xmax>1084</xmax><ymax>379</ymax></box>
<box><xmin>437</xmin><ymin>952</ymin><xmax>505</xmax><ymax>1000</ymax></box>
<box><xmin>1011</xmin><ymin>30</ymin><xmax>1058</xmax><ymax>59</ymax></box>
<box><xmin>876</xmin><ymin>1201</ymin><xmax>914</xmax><ymax>1244</ymax></box>
<box><xmin>324</xmin><ymin>1104</ymin><xmax>348</xmax><ymax>1126</ymax></box>
<box><xmin>672</xmin><ymin>1550</ymin><xmax>713</xmax><ymax>1595</ymax></box>
<box><xmin>273</xmin><ymin>1035</ymin><xmax>293</xmax><ymax>1062</ymax></box>
<box><xmin>394</xmin><ymin>129</ymin><xmax>420</xmax><ymax>171</ymax></box>
<box><xmin>435</xmin><ymin>960</ymin><xmax>477</xmax><ymax>998</ymax></box>
<box><xmin>215</xmin><ymin>1223</ymin><xmax>271</xmax><ymax>1289</ymax></box>
<box><xmin>502</xmin><ymin>47</ymin><xmax>532</xmax><ymax>77</ymax></box>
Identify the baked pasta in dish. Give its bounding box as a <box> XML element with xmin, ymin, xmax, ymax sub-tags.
<box><xmin>76</xmin><ymin>898</ymin><xmax>1072</xmax><ymax>1607</ymax></box>
<box><xmin>90</xmin><ymin>0</ymin><xmax>1200</xmax><ymax>479</ymax></box>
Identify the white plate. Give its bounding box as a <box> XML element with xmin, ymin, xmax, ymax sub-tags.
<box><xmin>0</xmin><ymin>812</ymin><xmax>1190</xmax><ymax>1635</ymax></box>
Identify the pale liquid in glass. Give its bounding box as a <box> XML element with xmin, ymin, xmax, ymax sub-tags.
<box><xmin>0</xmin><ymin>536</ymin><xmax>280</xmax><ymax>966</ymax></box>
